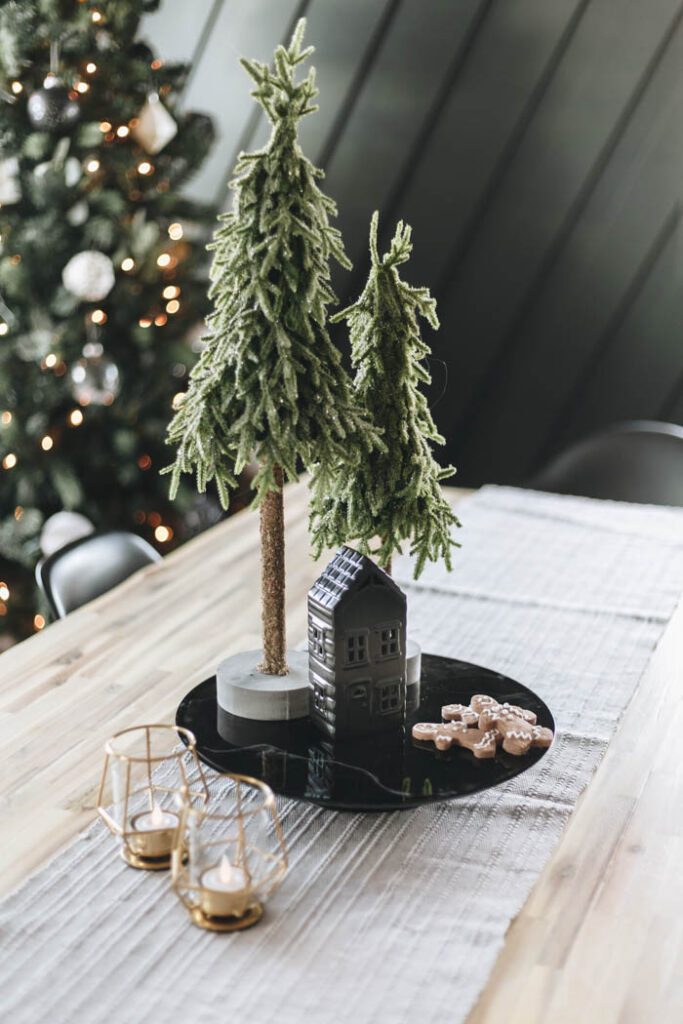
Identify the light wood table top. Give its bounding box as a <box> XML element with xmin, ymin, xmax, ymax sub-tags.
<box><xmin>1</xmin><ymin>481</ymin><xmax>681</xmax><ymax>1023</ymax></box>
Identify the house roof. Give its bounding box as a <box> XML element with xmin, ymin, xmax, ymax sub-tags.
<box><xmin>309</xmin><ymin>546</ymin><xmax>405</xmax><ymax>611</ymax></box>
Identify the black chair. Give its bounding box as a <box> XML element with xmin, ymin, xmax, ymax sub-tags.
<box><xmin>530</xmin><ymin>421</ymin><xmax>683</xmax><ymax>506</ymax></box>
<box><xmin>36</xmin><ymin>531</ymin><xmax>162</xmax><ymax>619</ymax></box>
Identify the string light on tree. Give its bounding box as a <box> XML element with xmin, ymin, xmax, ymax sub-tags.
<box><xmin>68</xmin><ymin>409</ymin><xmax>84</xmax><ymax>426</ymax></box>
<box><xmin>85</xmin><ymin>158</ymin><xmax>100</xmax><ymax>173</ymax></box>
<box><xmin>139</xmin><ymin>316</ymin><xmax>152</xmax><ymax>328</ymax></box>
<box><xmin>40</xmin><ymin>435</ymin><xmax>53</xmax><ymax>451</ymax></box>
<box><xmin>116</xmin><ymin>125</ymin><xmax>129</xmax><ymax>138</ymax></box>
<box><xmin>91</xmin><ymin>308</ymin><xmax>107</xmax><ymax>325</ymax></box>
<box><xmin>44</xmin><ymin>353</ymin><xmax>57</xmax><ymax>368</ymax></box>
<box><xmin>11</xmin><ymin>81</ymin><xmax>22</xmax><ymax>95</ymax></box>
<box><xmin>166</xmin><ymin>299</ymin><xmax>179</xmax><ymax>314</ymax></box>
<box><xmin>168</xmin><ymin>223</ymin><xmax>183</xmax><ymax>240</ymax></box>
<box><xmin>121</xmin><ymin>257</ymin><xmax>135</xmax><ymax>272</ymax></box>
<box><xmin>137</xmin><ymin>161</ymin><xmax>153</xmax><ymax>176</ymax></box>
<box><xmin>163</xmin><ymin>285</ymin><xmax>180</xmax><ymax>299</ymax></box>
<box><xmin>86</xmin><ymin>62</ymin><xmax>97</xmax><ymax>74</ymax></box>
<box><xmin>157</xmin><ymin>253</ymin><xmax>171</xmax><ymax>268</ymax></box>
<box><xmin>1</xmin><ymin>411</ymin><xmax>11</xmax><ymax>425</ymax></box>
<box><xmin>33</xmin><ymin>614</ymin><xmax>45</xmax><ymax>630</ymax></box>
<box><xmin>0</xmin><ymin>323</ymin><xmax>8</xmax><ymax>336</ymax></box>
<box><xmin>0</xmin><ymin>582</ymin><xmax>9</xmax><ymax>600</ymax></box>
<box><xmin>154</xmin><ymin>524</ymin><xmax>172</xmax><ymax>542</ymax></box>
<box><xmin>3</xmin><ymin>453</ymin><xmax>17</xmax><ymax>469</ymax></box>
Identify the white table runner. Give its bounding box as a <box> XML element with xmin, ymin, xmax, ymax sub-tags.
<box><xmin>3</xmin><ymin>486</ymin><xmax>683</xmax><ymax>1024</ymax></box>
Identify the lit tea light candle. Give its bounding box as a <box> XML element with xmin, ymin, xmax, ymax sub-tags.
<box><xmin>200</xmin><ymin>855</ymin><xmax>249</xmax><ymax>917</ymax></box>
<box><xmin>129</xmin><ymin>802</ymin><xmax>179</xmax><ymax>859</ymax></box>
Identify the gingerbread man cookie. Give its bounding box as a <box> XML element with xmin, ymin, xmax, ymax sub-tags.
<box><xmin>412</xmin><ymin>721</ymin><xmax>500</xmax><ymax>758</ymax></box>
<box><xmin>441</xmin><ymin>703</ymin><xmax>480</xmax><ymax>727</ymax></box>
<box><xmin>414</xmin><ymin>694</ymin><xmax>553</xmax><ymax>759</ymax></box>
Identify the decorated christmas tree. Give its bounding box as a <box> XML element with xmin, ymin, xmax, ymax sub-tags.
<box><xmin>166</xmin><ymin>19</ymin><xmax>376</xmax><ymax>681</ymax></box>
<box><xmin>311</xmin><ymin>211</ymin><xmax>460</xmax><ymax>577</ymax></box>
<box><xmin>0</xmin><ymin>0</ymin><xmax>215</xmax><ymax>645</ymax></box>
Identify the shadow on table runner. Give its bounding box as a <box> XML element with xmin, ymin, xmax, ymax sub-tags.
<box><xmin>2</xmin><ymin>486</ymin><xmax>683</xmax><ymax>1024</ymax></box>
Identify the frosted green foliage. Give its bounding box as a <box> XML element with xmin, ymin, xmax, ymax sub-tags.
<box><xmin>165</xmin><ymin>19</ymin><xmax>374</xmax><ymax>509</ymax></box>
<box><xmin>310</xmin><ymin>212</ymin><xmax>461</xmax><ymax>578</ymax></box>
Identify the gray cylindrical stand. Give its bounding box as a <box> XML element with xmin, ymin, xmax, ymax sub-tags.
<box><xmin>216</xmin><ymin>649</ymin><xmax>309</xmax><ymax>721</ymax></box>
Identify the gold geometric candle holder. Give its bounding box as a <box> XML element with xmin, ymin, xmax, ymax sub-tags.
<box><xmin>97</xmin><ymin>724</ymin><xmax>208</xmax><ymax>871</ymax></box>
<box><xmin>172</xmin><ymin>772</ymin><xmax>288</xmax><ymax>932</ymax></box>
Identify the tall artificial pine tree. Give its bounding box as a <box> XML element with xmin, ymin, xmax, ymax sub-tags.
<box><xmin>166</xmin><ymin>20</ymin><xmax>376</xmax><ymax>676</ymax></box>
<box><xmin>0</xmin><ymin>0</ymin><xmax>215</xmax><ymax>645</ymax></box>
<box><xmin>311</xmin><ymin>211</ymin><xmax>461</xmax><ymax>577</ymax></box>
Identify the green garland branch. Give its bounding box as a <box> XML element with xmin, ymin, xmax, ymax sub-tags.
<box><xmin>310</xmin><ymin>211</ymin><xmax>461</xmax><ymax>578</ymax></box>
<box><xmin>165</xmin><ymin>19</ymin><xmax>377</xmax><ymax>674</ymax></box>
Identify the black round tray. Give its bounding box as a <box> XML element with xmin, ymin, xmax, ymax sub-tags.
<box><xmin>176</xmin><ymin>653</ymin><xmax>555</xmax><ymax>812</ymax></box>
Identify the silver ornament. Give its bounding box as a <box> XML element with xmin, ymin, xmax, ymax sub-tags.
<box><xmin>62</xmin><ymin>250</ymin><xmax>115</xmax><ymax>302</ymax></box>
<box><xmin>70</xmin><ymin>344</ymin><xmax>120</xmax><ymax>406</ymax></box>
<box><xmin>27</xmin><ymin>76</ymin><xmax>80</xmax><ymax>131</ymax></box>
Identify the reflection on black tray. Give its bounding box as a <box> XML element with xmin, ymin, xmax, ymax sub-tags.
<box><xmin>177</xmin><ymin>654</ymin><xmax>555</xmax><ymax>812</ymax></box>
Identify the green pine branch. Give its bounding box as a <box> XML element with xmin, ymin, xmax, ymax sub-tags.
<box><xmin>165</xmin><ymin>19</ymin><xmax>378</xmax><ymax>510</ymax></box>
<box><xmin>310</xmin><ymin>211</ymin><xmax>461</xmax><ymax>578</ymax></box>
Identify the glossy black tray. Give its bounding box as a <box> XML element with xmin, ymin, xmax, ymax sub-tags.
<box><xmin>176</xmin><ymin>653</ymin><xmax>555</xmax><ymax>811</ymax></box>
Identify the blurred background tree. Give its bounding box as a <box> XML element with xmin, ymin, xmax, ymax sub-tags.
<box><xmin>0</xmin><ymin>0</ymin><xmax>217</xmax><ymax>646</ymax></box>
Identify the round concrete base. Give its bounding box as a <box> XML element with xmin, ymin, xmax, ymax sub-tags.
<box><xmin>216</xmin><ymin>649</ymin><xmax>309</xmax><ymax>721</ymax></box>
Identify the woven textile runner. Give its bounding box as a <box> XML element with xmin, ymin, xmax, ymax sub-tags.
<box><xmin>3</xmin><ymin>486</ymin><xmax>683</xmax><ymax>1024</ymax></box>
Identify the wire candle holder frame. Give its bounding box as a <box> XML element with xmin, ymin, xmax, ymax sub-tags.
<box><xmin>172</xmin><ymin>772</ymin><xmax>288</xmax><ymax>932</ymax></box>
<box><xmin>97</xmin><ymin>723</ymin><xmax>208</xmax><ymax>871</ymax></box>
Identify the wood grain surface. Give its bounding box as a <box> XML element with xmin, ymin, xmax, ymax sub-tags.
<box><xmin>1</xmin><ymin>481</ymin><xmax>680</xmax><ymax>1022</ymax></box>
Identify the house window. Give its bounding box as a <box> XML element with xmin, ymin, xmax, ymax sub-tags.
<box><xmin>345</xmin><ymin>631</ymin><xmax>368</xmax><ymax>666</ymax></box>
<box><xmin>310</xmin><ymin>673</ymin><xmax>328</xmax><ymax>715</ymax></box>
<box><xmin>377</xmin><ymin>623</ymin><xmax>400</xmax><ymax>660</ymax></box>
<box><xmin>308</xmin><ymin>621</ymin><xmax>326</xmax><ymax>660</ymax></box>
<box><xmin>378</xmin><ymin>680</ymin><xmax>401</xmax><ymax>714</ymax></box>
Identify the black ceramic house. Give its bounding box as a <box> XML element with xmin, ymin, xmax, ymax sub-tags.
<box><xmin>308</xmin><ymin>546</ymin><xmax>408</xmax><ymax>738</ymax></box>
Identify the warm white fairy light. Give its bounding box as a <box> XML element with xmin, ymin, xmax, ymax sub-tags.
<box><xmin>68</xmin><ymin>409</ymin><xmax>83</xmax><ymax>427</ymax></box>
<box><xmin>3</xmin><ymin>453</ymin><xmax>17</xmax><ymax>469</ymax></box>
<box><xmin>0</xmin><ymin>582</ymin><xmax>8</xmax><ymax>601</ymax></box>
<box><xmin>166</xmin><ymin>299</ymin><xmax>180</xmax><ymax>314</ymax></box>
<box><xmin>11</xmin><ymin>81</ymin><xmax>22</xmax><ymax>95</ymax></box>
<box><xmin>157</xmin><ymin>253</ymin><xmax>171</xmax><ymax>268</ymax></box>
<box><xmin>137</xmin><ymin>161</ymin><xmax>153</xmax><ymax>176</ymax></box>
<box><xmin>100</xmin><ymin>120</ymin><xmax>112</xmax><ymax>132</ymax></box>
<box><xmin>1</xmin><ymin>411</ymin><xmax>11</xmax><ymax>425</ymax></box>
<box><xmin>76</xmin><ymin>81</ymin><xmax>90</xmax><ymax>94</ymax></box>
<box><xmin>41</xmin><ymin>435</ymin><xmax>53</xmax><ymax>451</ymax></box>
<box><xmin>0</xmin><ymin>323</ymin><xmax>8</xmax><ymax>336</ymax></box>
<box><xmin>34</xmin><ymin>614</ymin><xmax>45</xmax><ymax>630</ymax></box>
<box><xmin>154</xmin><ymin>525</ymin><xmax>172</xmax><ymax>542</ymax></box>
<box><xmin>86</xmin><ymin>62</ymin><xmax>97</xmax><ymax>74</ymax></box>
<box><xmin>163</xmin><ymin>285</ymin><xmax>180</xmax><ymax>299</ymax></box>
<box><xmin>139</xmin><ymin>317</ymin><xmax>152</xmax><ymax>329</ymax></box>
<box><xmin>86</xmin><ymin>158</ymin><xmax>100</xmax><ymax>173</ymax></box>
<box><xmin>91</xmin><ymin>309</ymin><xmax>107</xmax><ymax>325</ymax></box>
<box><xmin>116</xmin><ymin>125</ymin><xmax>129</xmax><ymax>139</ymax></box>
<box><xmin>45</xmin><ymin>353</ymin><xmax>57</xmax><ymax>368</ymax></box>
<box><xmin>168</xmin><ymin>223</ymin><xmax>183</xmax><ymax>240</ymax></box>
<box><xmin>121</xmin><ymin>257</ymin><xmax>135</xmax><ymax>272</ymax></box>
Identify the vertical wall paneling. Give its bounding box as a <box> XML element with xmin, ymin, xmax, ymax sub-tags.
<box><xmin>461</xmin><ymin>0</ymin><xmax>683</xmax><ymax>482</ymax></box>
<box><xmin>238</xmin><ymin>0</ymin><xmax>395</xmax><ymax>202</ymax></box>
<box><xmin>179</xmin><ymin>0</ymin><xmax>304</xmax><ymax>203</ymax></box>
<box><xmin>148</xmin><ymin>0</ymin><xmax>683</xmax><ymax>485</ymax></box>
<box><xmin>544</xmin><ymin>206</ymin><xmax>681</xmax><ymax>455</ymax></box>
<box><xmin>140</xmin><ymin>0</ymin><xmax>218</xmax><ymax>66</ymax></box>
<box><xmin>323</xmin><ymin>0</ymin><xmax>488</xmax><ymax>297</ymax></box>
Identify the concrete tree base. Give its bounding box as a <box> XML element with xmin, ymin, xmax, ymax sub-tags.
<box><xmin>216</xmin><ymin>649</ymin><xmax>309</xmax><ymax>721</ymax></box>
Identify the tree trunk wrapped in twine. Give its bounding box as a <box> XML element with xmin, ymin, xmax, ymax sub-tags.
<box><xmin>259</xmin><ymin>465</ymin><xmax>288</xmax><ymax>675</ymax></box>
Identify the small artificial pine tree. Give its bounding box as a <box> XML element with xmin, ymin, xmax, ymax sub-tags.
<box><xmin>166</xmin><ymin>20</ymin><xmax>376</xmax><ymax>676</ymax></box>
<box><xmin>310</xmin><ymin>211</ymin><xmax>461</xmax><ymax>577</ymax></box>
<box><xmin>0</xmin><ymin>0</ymin><xmax>215</xmax><ymax>645</ymax></box>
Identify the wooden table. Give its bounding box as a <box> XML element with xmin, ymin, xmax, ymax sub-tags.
<box><xmin>2</xmin><ymin>481</ymin><xmax>681</xmax><ymax>1023</ymax></box>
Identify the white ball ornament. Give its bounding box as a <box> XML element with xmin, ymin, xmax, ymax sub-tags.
<box><xmin>40</xmin><ymin>511</ymin><xmax>94</xmax><ymax>558</ymax></box>
<box><xmin>62</xmin><ymin>250</ymin><xmax>115</xmax><ymax>302</ymax></box>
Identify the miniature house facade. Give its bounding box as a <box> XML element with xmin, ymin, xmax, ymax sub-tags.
<box><xmin>308</xmin><ymin>546</ymin><xmax>407</xmax><ymax>738</ymax></box>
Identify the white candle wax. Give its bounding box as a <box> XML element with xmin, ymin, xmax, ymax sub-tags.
<box><xmin>133</xmin><ymin>803</ymin><xmax>179</xmax><ymax>832</ymax></box>
<box><xmin>128</xmin><ymin>802</ymin><xmax>179</xmax><ymax>859</ymax></box>
<box><xmin>200</xmin><ymin>855</ymin><xmax>249</xmax><ymax>917</ymax></box>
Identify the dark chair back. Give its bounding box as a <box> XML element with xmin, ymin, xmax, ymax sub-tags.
<box><xmin>530</xmin><ymin>421</ymin><xmax>683</xmax><ymax>506</ymax></box>
<box><xmin>36</xmin><ymin>531</ymin><xmax>161</xmax><ymax>619</ymax></box>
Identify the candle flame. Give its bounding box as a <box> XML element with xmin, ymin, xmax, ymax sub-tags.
<box><xmin>219</xmin><ymin>854</ymin><xmax>234</xmax><ymax>884</ymax></box>
<box><xmin>150</xmin><ymin>802</ymin><xmax>164</xmax><ymax>827</ymax></box>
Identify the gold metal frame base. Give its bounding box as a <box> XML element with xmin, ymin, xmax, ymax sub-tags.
<box><xmin>190</xmin><ymin>903</ymin><xmax>263</xmax><ymax>932</ymax></box>
<box><xmin>121</xmin><ymin>846</ymin><xmax>188</xmax><ymax>872</ymax></box>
